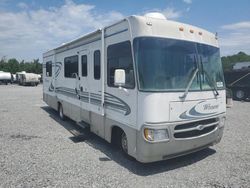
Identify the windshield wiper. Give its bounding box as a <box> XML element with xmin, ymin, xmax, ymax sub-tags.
<box><xmin>179</xmin><ymin>68</ymin><xmax>199</xmax><ymax>100</ymax></box>
<box><xmin>202</xmin><ymin>70</ymin><xmax>219</xmax><ymax>97</ymax></box>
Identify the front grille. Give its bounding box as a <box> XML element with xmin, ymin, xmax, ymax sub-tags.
<box><xmin>174</xmin><ymin>118</ymin><xmax>219</xmax><ymax>139</ymax></box>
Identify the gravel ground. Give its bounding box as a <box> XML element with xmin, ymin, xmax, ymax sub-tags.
<box><xmin>0</xmin><ymin>84</ymin><xmax>249</xmax><ymax>188</ymax></box>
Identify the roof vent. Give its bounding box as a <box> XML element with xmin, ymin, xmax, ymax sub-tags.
<box><xmin>144</xmin><ymin>12</ymin><xmax>167</xmax><ymax>20</ymax></box>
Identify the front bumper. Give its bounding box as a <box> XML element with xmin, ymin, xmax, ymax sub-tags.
<box><xmin>135</xmin><ymin>116</ymin><xmax>225</xmax><ymax>163</ymax></box>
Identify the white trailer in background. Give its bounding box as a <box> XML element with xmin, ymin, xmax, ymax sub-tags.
<box><xmin>43</xmin><ymin>13</ymin><xmax>226</xmax><ymax>163</ymax></box>
<box><xmin>0</xmin><ymin>71</ymin><xmax>12</xmax><ymax>84</ymax></box>
<box><xmin>16</xmin><ymin>71</ymin><xmax>26</xmax><ymax>83</ymax></box>
<box><xmin>18</xmin><ymin>72</ymin><xmax>40</xmax><ymax>86</ymax></box>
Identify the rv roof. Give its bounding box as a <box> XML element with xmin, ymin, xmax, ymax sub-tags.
<box><xmin>44</xmin><ymin>14</ymin><xmax>217</xmax><ymax>55</ymax></box>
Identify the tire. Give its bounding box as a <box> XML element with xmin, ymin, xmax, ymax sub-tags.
<box><xmin>58</xmin><ymin>103</ymin><xmax>65</xmax><ymax>121</ymax></box>
<box><xmin>235</xmin><ymin>89</ymin><xmax>246</xmax><ymax>101</ymax></box>
<box><xmin>120</xmin><ymin>132</ymin><xmax>128</xmax><ymax>154</ymax></box>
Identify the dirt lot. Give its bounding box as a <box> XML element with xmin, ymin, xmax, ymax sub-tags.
<box><xmin>0</xmin><ymin>84</ymin><xmax>249</xmax><ymax>188</ymax></box>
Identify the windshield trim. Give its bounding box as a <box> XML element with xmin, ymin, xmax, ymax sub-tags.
<box><xmin>133</xmin><ymin>36</ymin><xmax>225</xmax><ymax>92</ymax></box>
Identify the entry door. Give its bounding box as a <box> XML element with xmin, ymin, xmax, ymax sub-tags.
<box><xmin>79</xmin><ymin>50</ymin><xmax>90</xmax><ymax>122</ymax></box>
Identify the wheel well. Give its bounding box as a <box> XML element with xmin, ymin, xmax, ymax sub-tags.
<box><xmin>111</xmin><ymin>126</ymin><xmax>124</xmax><ymax>146</ymax></box>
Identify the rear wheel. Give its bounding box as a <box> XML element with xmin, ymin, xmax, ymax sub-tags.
<box><xmin>235</xmin><ymin>89</ymin><xmax>245</xmax><ymax>100</ymax></box>
<box><xmin>58</xmin><ymin>103</ymin><xmax>65</xmax><ymax>121</ymax></box>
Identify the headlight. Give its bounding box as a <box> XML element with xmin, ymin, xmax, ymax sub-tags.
<box><xmin>144</xmin><ymin>128</ymin><xmax>169</xmax><ymax>142</ymax></box>
<box><xmin>219</xmin><ymin>117</ymin><xmax>226</xmax><ymax>128</ymax></box>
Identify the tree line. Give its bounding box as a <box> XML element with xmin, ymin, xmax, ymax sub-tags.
<box><xmin>0</xmin><ymin>57</ymin><xmax>42</xmax><ymax>74</ymax></box>
<box><xmin>221</xmin><ymin>52</ymin><xmax>250</xmax><ymax>71</ymax></box>
<box><xmin>0</xmin><ymin>51</ymin><xmax>250</xmax><ymax>74</ymax></box>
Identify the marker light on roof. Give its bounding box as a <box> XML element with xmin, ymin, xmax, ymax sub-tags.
<box><xmin>179</xmin><ymin>27</ymin><xmax>184</xmax><ymax>31</ymax></box>
<box><xmin>190</xmin><ymin>29</ymin><xmax>194</xmax><ymax>33</ymax></box>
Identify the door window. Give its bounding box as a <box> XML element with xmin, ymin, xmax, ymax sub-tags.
<box><xmin>94</xmin><ymin>50</ymin><xmax>100</xmax><ymax>80</ymax></box>
<box><xmin>81</xmin><ymin>55</ymin><xmax>88</xmax><ymax>77</ymax></box>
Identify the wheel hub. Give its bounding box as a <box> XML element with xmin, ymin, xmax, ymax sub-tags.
<box><xmin>236</xmin><ymin>90</ymin><xmax>244</xmax><ymax>99</ymax></box>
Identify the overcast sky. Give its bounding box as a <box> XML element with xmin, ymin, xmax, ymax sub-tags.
<box><xmin>0</xmin><ymin>0</ymin><xmax>250</xmax><ymax>61</ymax></box>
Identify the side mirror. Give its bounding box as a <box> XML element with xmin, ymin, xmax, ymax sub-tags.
<box><xmin>114</xmin><ymin>69</ymin><xmax>126</xmax><ymax>87</ymax></box>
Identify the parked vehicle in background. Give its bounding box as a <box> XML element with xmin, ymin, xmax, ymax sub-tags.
<box><xmin>224</xmin><ymin>68</ymin><xmax>250</xmax><ymax>101</ymax></box>
<box><xmin>0</xmin><ymin>71</ymin><xmax>12</xmax><ymax>85</ymax></box>
<box><xmin>16</xmin><ymin>71</ymin><xmax>26</xmax><ymax>83</ymax></box>
<box><xmin>43</xmin><ymin>12</ymin><xmax>226</xmax><ymax>163</ymax></box>
<box><xmin>38</xmin><ymin>74</ymin><xmax>42</xmax><ymax>83</ymax></box>
<box><xmin>233</xmin><ymin>61</ymin><xmax>250</xmax><ymax>70</ymax></box>
<box><xmin>19</xmin><ymin>72</ymin><xmax>40</xmax><ymax>86</ymax></box>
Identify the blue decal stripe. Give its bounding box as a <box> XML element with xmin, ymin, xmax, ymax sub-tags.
<box><xmin>48</xmin><ymin>85</ymin><xmax>131</xmax><ymax>115</ymax></box>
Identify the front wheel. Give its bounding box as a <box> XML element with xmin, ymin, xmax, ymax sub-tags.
<box><xmin>121</xmin><ymin>132</ymin><xmax>128</xmax><ymax>154</ymax></box>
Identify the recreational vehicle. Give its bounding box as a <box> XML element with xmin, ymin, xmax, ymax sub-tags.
<box><xmin>0</xmin><ymin>71</ymin><xmax>12</xmax><ymax>85</ymax></box>
<box><xmin>43</xmin><ymin>13</ymin><xmax>226</xmax><ymax>163</ymax></box>
<box><xmin>18</xmin><ymin>72</ymin><xmax>40</xmax><ymax>86</ymax></box>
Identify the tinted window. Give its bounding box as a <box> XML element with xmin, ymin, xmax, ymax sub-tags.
<box><xmin>94</xmin><ymin>50</ymin><xmax>100</xmax><ymax>80</ymax></box>
<box><xmin>64</xmin><ymin>55</ymin><xmax>78</xmax><ymax>78</ymax></box>
<box><xmin>107</xmin><ymin>41</ymin><xmax>135</xmax><ymax>88</ymax></box>
<box><xmin>81</xmin><ymin>55</ymin><xmax>87</xmax><ymax>77</ymax></box>
<box><xmin>46</xmin><ymin>61</ymin><xmax>52</xmax><ymax>77</ymax></box>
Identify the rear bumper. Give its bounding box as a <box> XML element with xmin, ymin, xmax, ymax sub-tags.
<box><xmin>135</xmin><ymin>116</ymin><xmax>225</xmax><ymax>163</ymax></box>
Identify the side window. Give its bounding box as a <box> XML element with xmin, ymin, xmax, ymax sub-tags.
<box><xmin>81</xmin><ymin>55</ymin><xmax>87</xmax><ymax>77</ymax></box>
<box><xmin>64</xmin><ymin>55</ymin><xmax>78</xmax><ymax>78</ymax></box>
<box><xmin>46</xmin><ymin>61</ymin><xmax>52</xmax><ymax>77</ymax></box>
<box><xmin>107</xmin><ymin>41</ymin><xmax>135</xmax><ymax>88</ymax></box>
<box><xmin>94</xmin><ymin>50</ymin><xmax>100</xmax><ymax>80</ymax></box>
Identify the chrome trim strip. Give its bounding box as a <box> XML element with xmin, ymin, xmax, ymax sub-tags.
<box><xmin>174</xmin><ymin>121</ymin><xmax>219</xmax><ymax>133</ymax></box>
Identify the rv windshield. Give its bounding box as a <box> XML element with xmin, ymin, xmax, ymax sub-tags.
<box><xmin>133</xmin><ymin>37</ymin><xmax>225</xmax><ymax>92</ymax></box>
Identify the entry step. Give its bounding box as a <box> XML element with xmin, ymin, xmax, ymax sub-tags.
<box><xmin>76</xmin><ymin>121</ymin><xmax>90</xmax><ymax>129</ymax></box>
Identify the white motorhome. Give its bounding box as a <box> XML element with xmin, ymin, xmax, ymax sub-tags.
<box><xmin>43</xmin><ymin>13</ymin><xmax>226</xmax><ymax>163</ymax></box>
